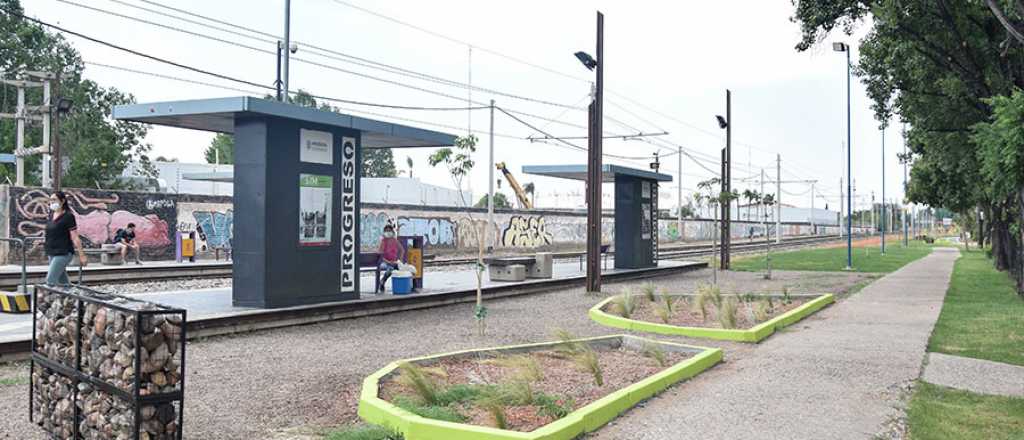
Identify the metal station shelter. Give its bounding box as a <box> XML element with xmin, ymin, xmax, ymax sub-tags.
<box><xmin>113</xmin><ymin>97</ymin><xmax>457</xmax><ymax>308</ymax></box>
<box><xmin>522</xmin><ymin>164</ymin><xmax>671</xmax><ymax>269</ymax></box>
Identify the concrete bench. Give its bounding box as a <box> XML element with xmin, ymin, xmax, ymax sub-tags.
<box><xmin>83</xmin><ymin>244</ymin><xmax>124</xmax><ymax>266</ymax></box>
<box><xmin>485</xmin><ymin>252</ymin><xmax>553</xmax><ymax>281</ymax></box>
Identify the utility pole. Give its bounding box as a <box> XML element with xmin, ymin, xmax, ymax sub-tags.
<box><xmin>585</xmin><ymin>11</ymin><xmax>604</xmax><ymax>293</ymax></box>
<box><xmin>282</xmin><ymin>0</ymin><xmax>292</xmax><ymax>101</ymax></box>
<box><xmin>881</xmin><ymin>124</ymin><xmax>886</xmax><ymax>254</ymax></box>
<box><xmin>488</xmin><ymin>99</ymin><xmax>495</xmax><ymax>250</ymax></box>
<box><xmin>721</xmin><ymin>89</ymin><xmax>732</xmax><ymax>269</ymax></box>
<box><xmin>775</xmin><ymin>154</ymin><xmax>781</xmax><ymax>244</ymax></box>
<box><xmin>2</xmin><ymin>72</ymin><xmax>56</xmax><ymax>187</ymax></box>
<box><xmin>871</xmin><ymin>191</ymin><xmax>876</xmax><ymax>235</ymax></box>
<box><xmin>677</xmin><ymin>146</ymin><xmax>683</xmax><ymax>242</ymax></box>
<box><xmin>761</xmin><ymin>169</ymin><xmax>766</xmax><ymax>238</ymax></box>
<box><xmin>810</xmin><ymin>181</ymin><xmax>816</xmax><ymax>235</ymax></box>
<box><xmin>839</xmin><ymin>177</ymin><xmax>844</xmax><ymax>237</ymax></box>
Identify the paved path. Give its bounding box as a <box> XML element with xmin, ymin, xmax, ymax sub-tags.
<box><xmin>922</xmin><ymin>352</ymin><xmax>1024</xmax><ymax>398</ymax></box>
<box><xmin>593</xmin><ymin>247</ymin><xmax>959</xmax><ymax>440</ymax></box>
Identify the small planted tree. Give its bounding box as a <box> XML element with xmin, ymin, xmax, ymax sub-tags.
<box><xmin>695</xmin><ymin>178</ymin><xmax>739</xmax><ymax>285</ymax></box>
<box><xmin>428</xmin><ymin>135</ymin><xmax>490</xmax><ymax>335</ymax></box>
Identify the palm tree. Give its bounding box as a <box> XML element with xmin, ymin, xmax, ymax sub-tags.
<box><xmin>406</xmin><ymin>156</ymin><xmax>414</xmax><ymax>179</ymax></box>
<box><xmin>742</xmin><ymin>189</ymin><xmax>757</xmax><ymax>221</ymax></box>
<box><xmin>523</xmin><ymin>182</ymin><xmax>535</xmax><ymax>207</ymax></box>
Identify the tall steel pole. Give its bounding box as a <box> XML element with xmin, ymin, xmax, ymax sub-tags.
<box><xmin>845</xmin><ymin>49</ymin><xmax>853</xmax><ymax>269</ymax></box>
<box><xmin>488</xmin><ymin>100</ymin><xmax>495</xmax><ymax>248</ymax></box>
<box><xmin>775</xmin><ymin>154</ymin><xmax>781</xmax><ymax>244</ymax></box>
<box><xmin>810</xmin><ymin>181</ymin><xmax>816</xmax><ymax>235</ymax></box>
<box><xmin>15</xmin><ymin>86</ymin><xmax>24</xmax><ymax>186</ymax></box>
<box><xmin>902</xmin><ymin>124</ymin><xmax>909</xmax><ymax>246</ymax></box>
<box><xmin>881</xmin><ymin>125</ymin><xmax>886</xmax><ymax>254</ymax></box>
<box><xmin>721</xmin><ymin>90</ymin><xmax>732</xmax><ymax>269</ymax></box>
<box><xmin>586</xmin><ymin>11</ymin><xmax>604</xmax><ymax>293</ymax></box>
<box><xmin>282</xmin><ymin>0</ymin><xmax>292</xmax><ymax>101</ymax></box>
<box><xmin>677</xmin><ymin>145</ymin><xmax>683</xmax><ymax>242</ymax></box>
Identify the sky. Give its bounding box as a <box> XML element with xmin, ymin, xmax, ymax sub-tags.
<box><xmin>23</xmin><ymin>0</ymin><xmax>908</xmax><ymax>213</ymax></box>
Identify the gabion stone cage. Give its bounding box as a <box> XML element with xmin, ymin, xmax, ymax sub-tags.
<box><xmin>31</xmin><ymin>284</ymin><xmax>186</xmax><ymax>440</ymax></box>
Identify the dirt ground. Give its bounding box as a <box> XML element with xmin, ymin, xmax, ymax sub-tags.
<box><xmin>0</xmin><ymin>267</ymin><xmax>875</xmax><ymax>440</ymax></box>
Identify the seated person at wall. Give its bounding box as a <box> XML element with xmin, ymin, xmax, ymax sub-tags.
<box><xmin>113</xmin><ymin>223</ymin><xmax>142</xmax><ymax>265</ymax></box>
<box><xmin>376</xmin><ymin>224</ymin><xmax>405</xmax><ymax>292</ymax></box>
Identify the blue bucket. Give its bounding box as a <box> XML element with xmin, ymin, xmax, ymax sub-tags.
<box><xmin>391</xmin><ymin>271</ymin><xmax>413</xmax><ymax>295</ymax></box>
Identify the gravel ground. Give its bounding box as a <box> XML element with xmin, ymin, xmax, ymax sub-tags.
<box><xmin>91</xmin><ymin>278</ymin><xmax>233</xmax><ymax>295</ymax></box>
<box><xmin>922</xmin><ymin>352</ymin><xmax>1024</xmax><ymax>398</ymax></box>
<box><xmin>0</xmin><ymin>267</ymin><xmax>873</xmax><ymax>440</ymax></box>
<box><xmin>591</xmin><ymin>247</ymin><xmax>956</xmax><ymax>440</ymax></box>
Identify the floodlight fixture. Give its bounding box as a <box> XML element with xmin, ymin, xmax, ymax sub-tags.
<box><xmin>55</xmin><ymin>97</ymin><xmax>73</xmax><ymax>114</ymax></box>
<box><xmin>574</xmin><ymin>51</ymin><xmax>597</xmax><ymax>71</ymax></box>
<box><xmin>715</xmin><ymin>115</ymin><xmax>728</xmax><ymax>129</ymax></box>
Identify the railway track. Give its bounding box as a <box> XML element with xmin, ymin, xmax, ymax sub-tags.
<box><xmin>0</xmin><ymin>234</ymin><xmax>853</xmax><ymax>289</ymax></box>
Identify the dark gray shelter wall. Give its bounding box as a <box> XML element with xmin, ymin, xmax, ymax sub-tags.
<box><xmin>233</xmin><ymin>115</ymin><xmax>361</xmax><ymax>308</ymax></box>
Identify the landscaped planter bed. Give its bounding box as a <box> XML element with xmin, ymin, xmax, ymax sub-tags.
<box><xmin>358</xmin><ymin>335</ymin><xmax>721</xmax><ymax>440</ymax></box>
<box><xmin>589</xmin><ymin>289</ymin><xmax>834</xmax><ymax>343</ymax></box>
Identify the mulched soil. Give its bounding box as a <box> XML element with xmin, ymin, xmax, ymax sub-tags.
<box><xmin>616</xmin><ymin>295</ymin><xmax>810</xmax><ymax>330</ymax></box>
<box><xmin>379</xmin><ymin>347</ymin><xmax>691</xmax><ymax>432</ymax></box>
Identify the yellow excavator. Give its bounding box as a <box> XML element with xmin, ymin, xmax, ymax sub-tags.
<box><xmin>496</xmin><ymin>162</ymin><xmax>533</xmax><ymax>209</ymax></box>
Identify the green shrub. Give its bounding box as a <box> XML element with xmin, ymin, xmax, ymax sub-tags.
<box><xmin>487</xmin><ymin>355</ymin><xmax>544</xmax><ymax>383</ymax></box>
<box><xmin>573</xmin><ymin>349</ymin><xmax>604</xmax><ymax>387</ymax></box>
<box><xmin>326</xmin><ymin>425</ymin><xmax>404</xmax><ymax>440</ymax></box>
<box><xmin>641</xmin><ymin>342</ymin><xmax>669</xmax><ymax>367</ymax></box>
<box><xmin>534</xmin><ymin>393</ymin><xmax>575</xmax><ymax>419</ymax></box>
<box><xmin>396</xmin><ymin>362</ymin><xmax>442</xmax><ymax>405</ymax></box>
<box><xmin>639</xmin><ymin>282</ymin><xmax>657</xmax><ymax>302</ymax></box>
<box><xmin>717</xmin><ymin>296</ymin><xmax>738</xmax><ymax>329</ymax></box>
<box><xmin>480</xmin><ymin>398</ymin><xmax>509</xmax><ymax>429</ymax></box>
<box><xmin>392</xmin><ymin>396</ymin><xmax>466</xmax><ymax>423</ymax></box>
<box><xmin>553</xmin><ymin>328</ymin><xmax>585</xmax><ymax>356</ymax></box>
<box><xmin>652</xmin><ymin>302</ymin><xmax>672</xmax><ymax>324</ymax></box>
<box><xmin>610</xmin><ymin>293</ymin><xmax>637</xmax><ymax>319</ymax></box>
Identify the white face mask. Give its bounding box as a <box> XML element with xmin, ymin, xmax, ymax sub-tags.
<box><xmin>384</xmin><ymin>231</ymin><xmax>395</xmax><ymax>238</ymax></box>
<box><xmin>49</xmin><ymin>202</ymin><xmax>61</xmax><ymax>211</ymax></box>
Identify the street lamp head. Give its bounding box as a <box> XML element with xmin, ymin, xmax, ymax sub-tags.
<box><xmin>715</xmin><ymin>115</ymin><xmax>728</xmax><ymax>129</ymax></box>
<box><xmin>289</xmin><ymin>43</ymin><xmax>299</xmax><ymax>54</ymax></box>
<box><xmin>832</xmin><ymin>42</ymin><xmax>849</xmax><ymax>52</ymax></box>
<box><xmin>574</xmin><ymin>51</ymin><xmax>597</xmax><ymax>71</ymax></box>
<box><xmin>55</xmin><ymin>97</ymin><xmax>73</xmax><ymax>114</ymax></box>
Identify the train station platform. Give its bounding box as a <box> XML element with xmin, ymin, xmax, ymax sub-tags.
<box><xmin>0</xmin><ymin>258</ymin><xmax>706</xmax><ymax>353</ymax></box>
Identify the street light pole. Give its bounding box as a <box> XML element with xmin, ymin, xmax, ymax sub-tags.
<box><xmin>585</xmin><ymin>11</ymin><xmax>604</xmax><ymax>293</ymax></box>
<box><xmin>834</xmin><ymin>42</ymin><xmax>853</xmax><ymax>269</ymax></box>
<box><xmin>282</xmin><ymin>0</ymin><xmax>292</xmax><ymax>101</ymax></box>
<box><xmin>881</xmin><ymin>124</ymin><xmax>886</xmax><ymax>254</ymax></box>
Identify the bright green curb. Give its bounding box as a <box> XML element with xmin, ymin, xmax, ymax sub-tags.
<box><xmin>357</xmin><ymin>335</ymin><xmax>722</xmax><ymax>440</ymax></box>
<box><xmin>589</xmin><ymin>293</ymin><xmax>835</xmax><ymax>343</ymax></box>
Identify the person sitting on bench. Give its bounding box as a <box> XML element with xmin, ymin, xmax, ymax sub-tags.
<box><xmin>376</xmin><ymin>223</ymin><xmax>405</xmax><ymax>292</ymax></box>
<box><xmin>113</xmin><ymin>223</ymin><xmax>142</xmax><ymax>265</ymax></box>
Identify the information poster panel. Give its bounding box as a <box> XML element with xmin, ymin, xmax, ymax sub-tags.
<box><xmin>299</xmin><ymin>174</ymin><xmax>333</xmax><ymax>247</ymax></box>
<box><xmin>300</xmin><ymin>129</ymin><xmax>333</xmax><ymax>165</ymax></box>
<box><xmin>340</xmin><ymin>137</ymin><xmax>357</xmax><ymax>292</ymax></box>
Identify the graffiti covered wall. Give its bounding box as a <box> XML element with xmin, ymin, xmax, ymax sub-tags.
<box><xmin>5</xmin><ymin>186</ymin><xmax>232</xmax><ymax>262</ymax></box>
<box><xmin>1</xmin><ymin>186</ymin><xmax>872</xmax><ymax>263</ymax></box>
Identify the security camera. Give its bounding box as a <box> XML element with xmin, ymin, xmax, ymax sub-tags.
<box><xmin>289</xmin><ymin>43</ymin><xmax>299</xmax><ymax>54</ymax></box>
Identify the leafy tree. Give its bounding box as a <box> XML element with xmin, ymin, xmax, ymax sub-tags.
<box><xmin>204</xmin><ymin>133</ymin><xmax>233</xmax><ymax>164</ymax></box>
<box><xmin>475</xmin><ymin>192</ymin><xmax>511</xmax><ymax>209</ymax></box>
<box><xmin>0</xmin><ymin>0</ymin><xmax>151</xmax><ymax>187</ymax></box>
<box><xmin>429</xmin><ymin>135</ymin><xmax>490</xmax><ymax>334</ymax></box>
<box><xmin>155</xmin><ymin>156</ymin><xmax>178</xmax><ymax>162</ymax></box>
<box><xmin>792</xmin><ymin>0</ymin><xmax>1023</xmax><ymax>281</ymax></box>
<box><xmin>406</xmin><ymin>156</ymin><xmax>413</xmax><ymax>178</ymax></box>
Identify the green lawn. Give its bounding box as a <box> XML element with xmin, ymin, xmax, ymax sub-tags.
<box><xmin>731</xmin><ymin>240</ymin><xmax>934</xmax><ymax>273</ymax></box>
<box><xmin>908</xmin><ymin>382</ymin><xmax>1024</xmax><ymax>440</ymax></box>
<box><xmin>927</xmin><ymin>249</ymin><xmax>1024</xmax><ymax>366</ymax></box>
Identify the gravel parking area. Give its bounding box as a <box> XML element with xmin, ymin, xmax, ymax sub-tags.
<box><xmin>0</xmin><ymin>267</ymin><xmax>873</xmax><ymax>440</ymax></box>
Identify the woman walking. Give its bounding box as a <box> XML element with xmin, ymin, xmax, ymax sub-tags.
<box><xmin>45</xmin><ymin>191</ymin><xmax>87</xmax><ymax>286</ymax></box>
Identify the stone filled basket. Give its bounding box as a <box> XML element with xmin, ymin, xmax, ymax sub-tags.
<box><xmin>31</xmin><ymin>283</ymin><xmax>187</xmax><ymax>440</ymax></box>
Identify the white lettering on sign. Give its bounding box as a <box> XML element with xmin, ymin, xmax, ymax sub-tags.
<box><xmin>300</xmin><ymin>128</ymin><xmax>333</xmax><ymax>165</ymax></box>
<box><xmin>340</xmin><ymin>136</ymin><xmax>357</xmax><ymax>291</ymax></box>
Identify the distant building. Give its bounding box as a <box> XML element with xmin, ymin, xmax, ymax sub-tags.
<box><xmin>123</xmin><ymin>161</ymin><xmax>472</xmax><ymax>207</ymax></box>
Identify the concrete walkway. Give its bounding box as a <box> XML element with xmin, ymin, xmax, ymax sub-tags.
<box><xmin>593</xmin><ymin>247</ymin><xmax>959</xmax><ymax>440</ymax></box>
<box><xmin>922</xmin><ymin>352</ymin><xmax>1024</xmax><ymax>398</ymax></box>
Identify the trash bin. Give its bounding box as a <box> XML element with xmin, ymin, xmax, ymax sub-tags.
<box><xmin>391</xmin><ymin>270</ymin><xmax>413</xmax><ymax>295</ymax></box>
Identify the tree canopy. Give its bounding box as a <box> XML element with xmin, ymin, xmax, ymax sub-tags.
<box><xmin>0</xmin><ymin>0</ymin><xmax>152</xmax><ymax>187</ymax></box>
<box><xmin>204</xmin><ymin>133</ymin><xmax>234</xmax><ymax>165</ymax></box>
<box><xmin>792</xmin><ymin>0</ymin><xmax>1024</xmax><ymax>281</ymax></box>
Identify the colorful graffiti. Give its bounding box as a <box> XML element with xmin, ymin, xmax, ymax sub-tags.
<box><xmin>502</xmin><ymin>216</ymin><xmax>553</xmax><ymax>248</ymax></box>
<box><xmin>13</xmin><ymin>188</ymin><xmax>172</xmax><ymax>248</ymax></box>
<box><xmin>177</xmin><ymin>202</ymin><xmax>233</xmax><ymax>252</ymax></box>
<box><xmin>361</xmin><ymin>211</ymin><xmax>458</xmax><ymax>248</ymax></box>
